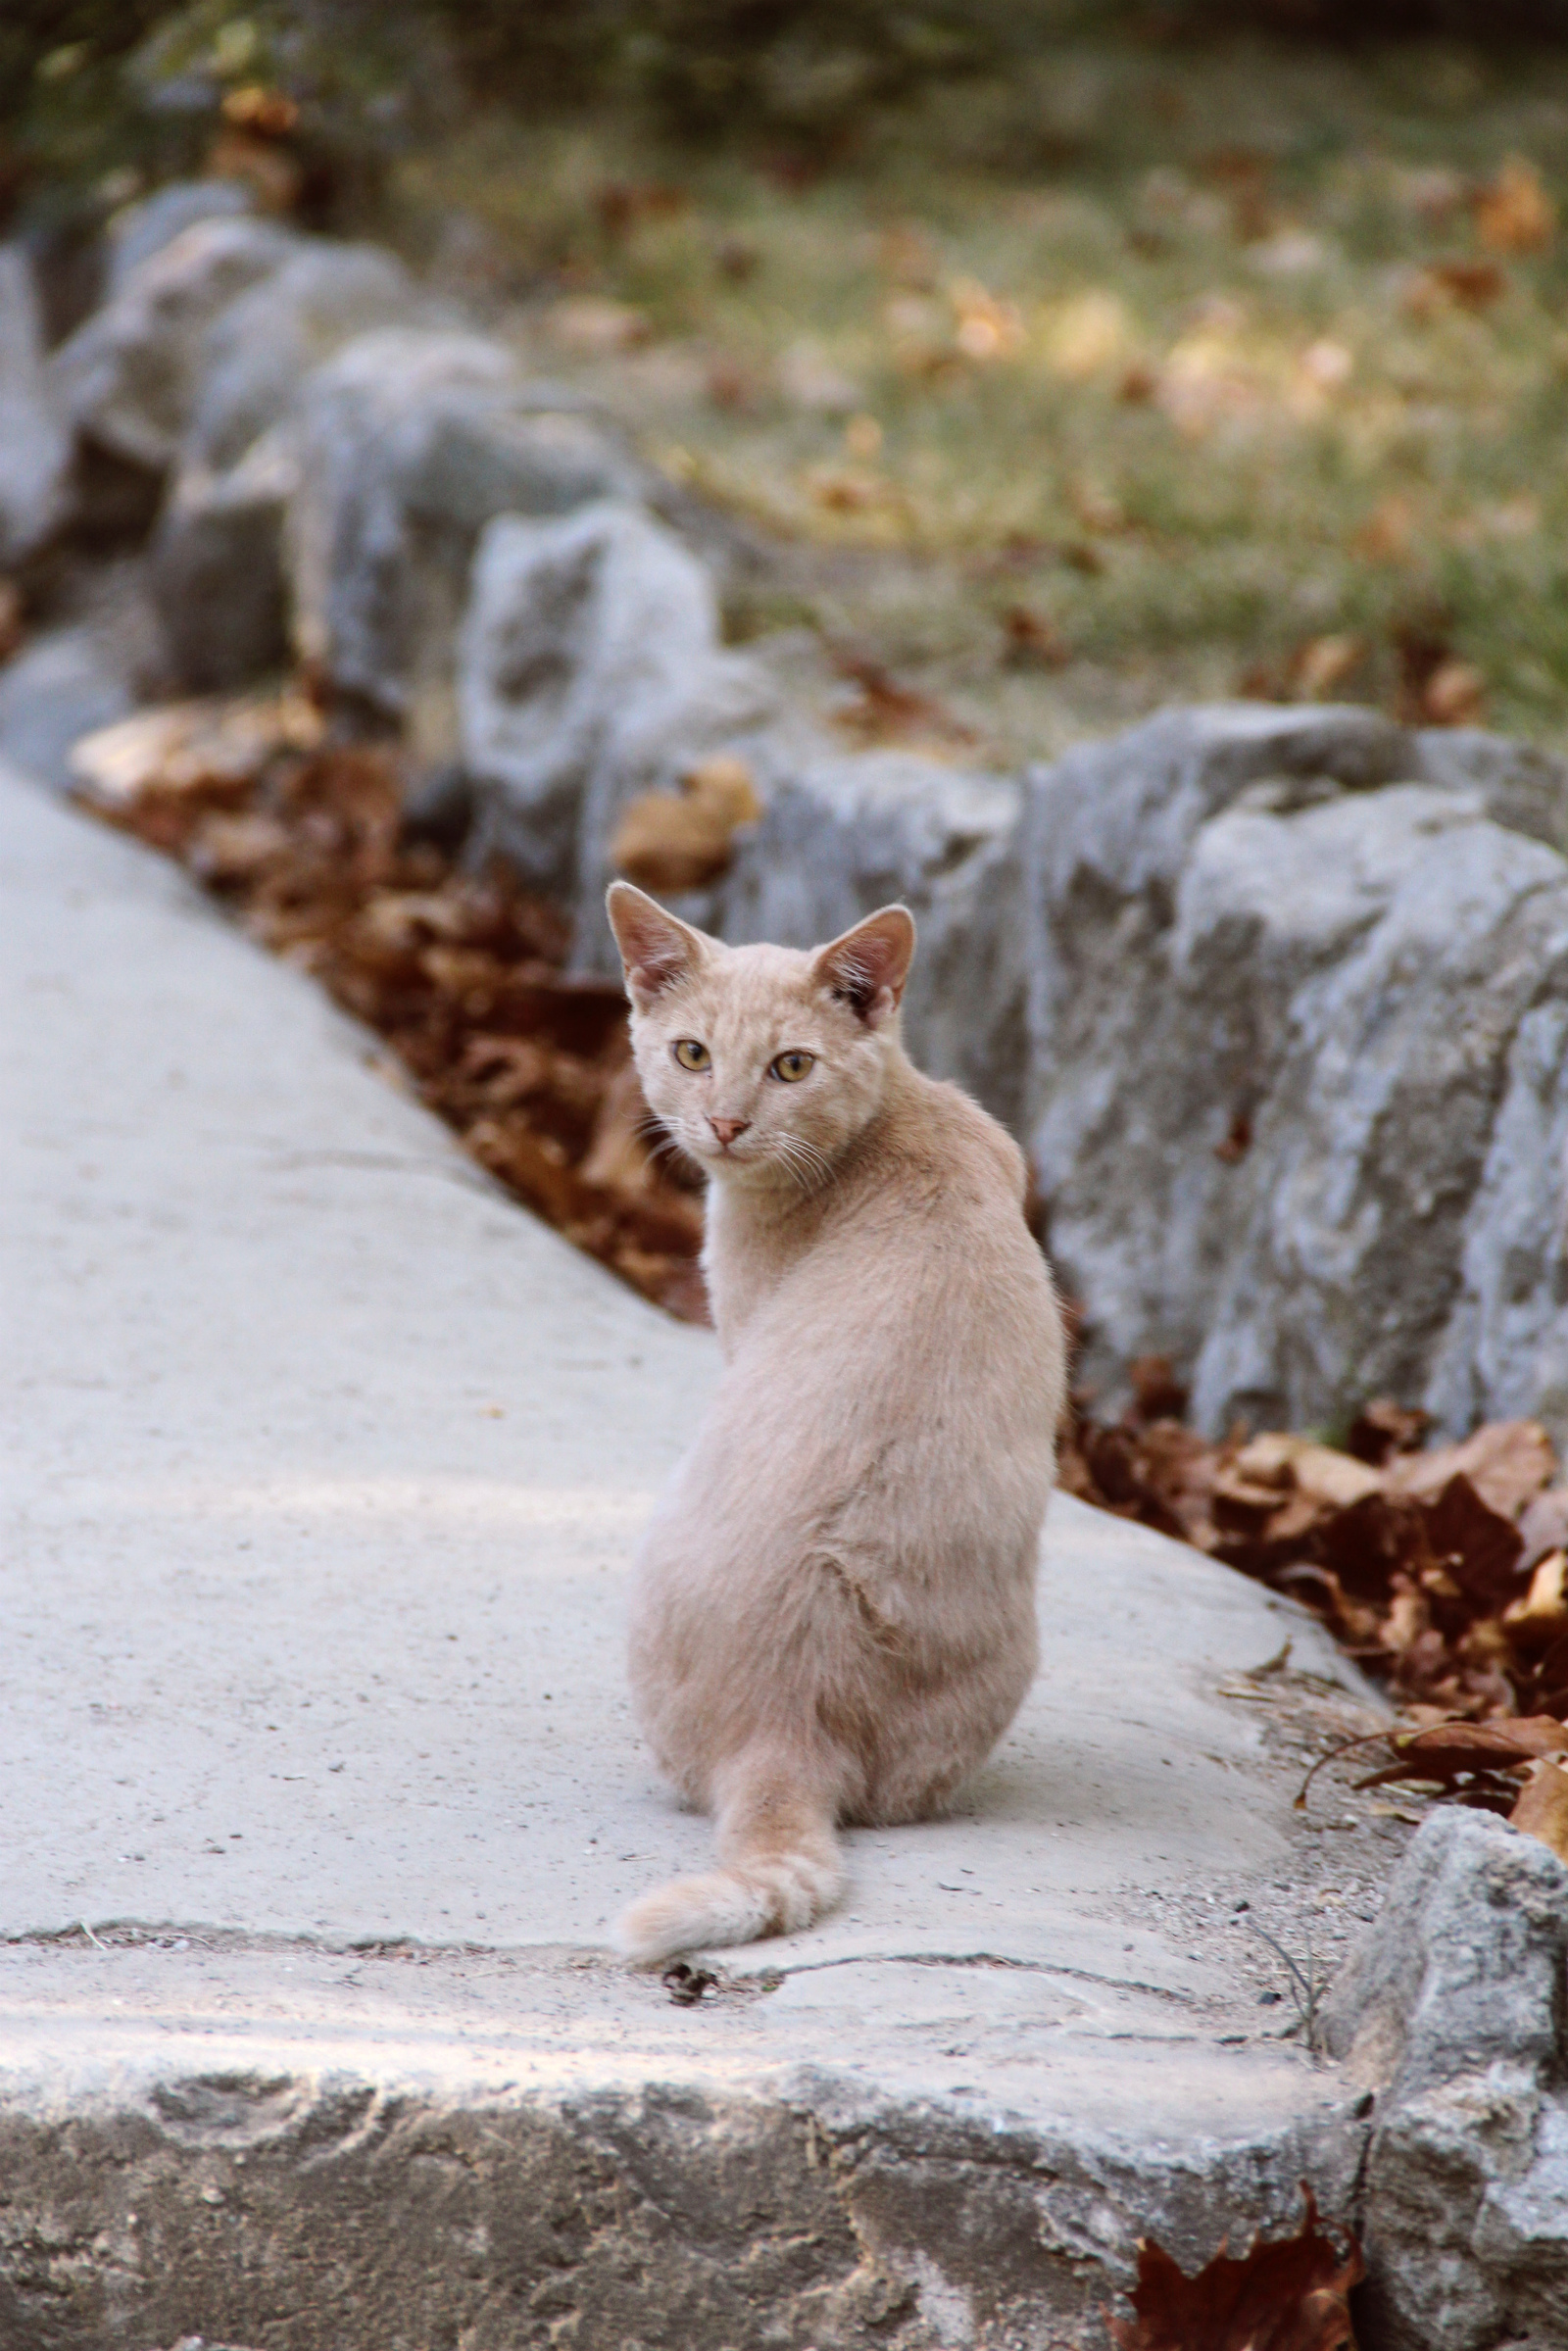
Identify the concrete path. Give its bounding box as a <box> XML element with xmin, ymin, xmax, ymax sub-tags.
<box><xmin>1</xmin><ymin>761</ymin><xmax>1392</xmax><ymax>2349</ymax></box>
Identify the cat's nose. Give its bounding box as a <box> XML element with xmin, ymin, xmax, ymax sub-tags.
<box><xmin>709</xmin><ymin>1116</ymin><xmax>751</xmax><ymax>1149</ymax></box>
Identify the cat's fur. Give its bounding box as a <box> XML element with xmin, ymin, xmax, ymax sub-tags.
<box><xmin>606</xmin><ymin>881</ymin><xmax>1067</xmax><ymax>1965</ymax></box>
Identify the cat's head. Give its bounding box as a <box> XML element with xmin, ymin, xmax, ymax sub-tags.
<box><xmin>606</xmin><ymin>883</ymin><xmax>916</xmax><ymax>1187</ymax></box>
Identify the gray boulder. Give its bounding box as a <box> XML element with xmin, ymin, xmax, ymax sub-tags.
<box><xmin>461</xmin><ymin>501</ymin><xmax>773</xmax><ymax>945</ymax></box>
<box><xmin>1413</xmin><ymin>724</ymin><xmax>1568</xmax><ymax>857</ymax></box>
<box><xmin>289</xmin><ymin>331</ymin><xmax>639</xmax><ymax>746</ymax></box>
<box><xmin>1022</xmin><ymin>705</ymin><xmax>1568</xmax><ymax>1438</ymax></box>
<box><xmin>0</xmin><ymin>246</ymin><xmax>71</xmax><ymax>563</ymax></box>
<box><xmin>720</xmin><ymin>748</ymin><xmax>1025</xmax><ymax>1123</ymax></box>
<box><xmin>0</xmin><ymin>625</ymin><xmax>132</xmax><ymax>791</ymax></box>
<box><xmin>150</xmin><ymin>243</ymin><xmax>414</xmax><ymax>691</ymax></box>
<box><xmin>53</xmin><ymin>213</ymin><xmax>297</xmax><ymax>475</ymax></box>
<box><xmin>104</xmin><ymin>179</ymin><xmax>254</xmax><ymax>300</ymax></box>
<box><xmin>150</xmin><ymin>429</ymin><xmax>298</xmax><ymax>691</ymax></box>
<box><xmin>185</xmin><ymin>242</ymin><xmax>415</xmax><ymax>473</ymax></box>
<box><xmin>1323</xmin><ymin>1808</ymin><xmax>1568</xmax><ymax>2351</ymax></box>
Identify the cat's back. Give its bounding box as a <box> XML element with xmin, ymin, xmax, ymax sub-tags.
<box><xmin>733</xmin><ymin>1064</ymin><xmax>1062</xmax><ymax>1424</ymax></box>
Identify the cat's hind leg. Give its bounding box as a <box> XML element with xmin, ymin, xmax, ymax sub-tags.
<box><xmin>613</xmin><ymin>1746</ymin><xmax>846</xmax><ymax>1966</ymax></box>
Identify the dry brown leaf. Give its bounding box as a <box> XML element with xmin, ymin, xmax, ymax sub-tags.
<box><xmin>1108</xmin><ymin>2187</ymin><xmax>1361</xmax><ymax>2351</ymax></box>
<box><xmin>1355</xmin><ymin>1715</ymin><xmax>1568</xmax><ymax>1793</ymax></box>
<box><xmin>547</xmin><ymin>297</ymin><xmax>652</xmax><ymax>356</ymax></box>
<box><xmin>1422</xmin><ymin>657</ymin><xmax>1486</xmax><ymax>727</ymax></box>
<box><xmin>1345</xmin><ymin>1398</ymin><xmax>1431</xmax><ymax>1465</ymax></box>
<box><xmin>1421</xmin><ymin>1474</ymin><xmax>1527</xmax><ymax>1609</ymax></box>
<box><xmin>1355</xmin><ymin>494</ymin><xmax>1416</xmax><ymax>563</ymax></box>
<box><xmin>1509</xmin><ymin>1757</ymin><xmax>1568</xmax><ymax>1862</ymax></box>
<box><xmin>1474</xmin><ymin>157</ymin><xmax>1556</xmax><ymax>256</ymax></box>
<box><xmin>610</xmin><ymin>757</ymin><xmax>761</xmax><ymax>893</ymax></box>
<box><xmin>186</xmin><ymin>811</ymin><xmax>293</xmax><ymax>884</ymax></box>
<box><xmin>71</xmin><ymin>695</ymin><xmax>319</xmax><ymax>808</ymax></box>
<box><xmin>1002</xmin><ymin>605</ymin><xmax>1069</xmax><ymax>670</ymax></box>
<box><xmin>830</xmin><ymin>654</ymin><xmax>975</xmax><ymax>752</ymax></box>
<box><xmin>1389</xmin><ymin>1419</ymin><xmax>1554</xmax><ymax>1516</ymax></box>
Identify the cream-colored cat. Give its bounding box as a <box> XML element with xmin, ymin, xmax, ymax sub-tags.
<box><xmin>606</xmin><ymin>882</ymin><xmax>1067</xmax><ymax>1965</ymax></box>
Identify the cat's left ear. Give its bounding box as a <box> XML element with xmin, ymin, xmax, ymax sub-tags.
<box><xmin>811</xmin><ymin>905</ymin><xmax>916</xmax><ymax>1029</ymax></box>
<box><xmin>607</xmin><ymin>881</ymin><xmax>711</xmax><ymax>1009</ymax></box>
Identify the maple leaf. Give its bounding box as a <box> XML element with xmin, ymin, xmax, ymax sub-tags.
<box><xmin>1109</xmin><ymin>2188</ymin><xmax>1362</xmax><ymax>2351</ymax></box>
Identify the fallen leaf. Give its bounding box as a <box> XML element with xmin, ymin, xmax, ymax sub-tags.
<box><xmin>1474</xmin><ymin>156</ymin><xmax>1555</xmax><ymax>255</ymax></box>
<box><xmin>1428</xmin><ymin>258</ymin><xmax>1507</xmax><ymax>310</ymax></box>
<box><xmin>610</xmin><ymin>756</ymin><xmax>762</xmax><ymax>893</ymax></box>
<box><xmin>1002</xmin><ymin>606</ymin><xmax>1069</xmax><ymax>670</ymax></box>
<box><xmin>1421</xmin><ymin>1474</ymin><xmax>1527</xmax><ymax>1609</ymax></box>
<box><xmin>1508</xmin><ymin>1758</ymin><xmax>1568</xmax><ymax>1862</ymax></box>
<box><xmin>595</xmin><ymin>181</ymin><xmax>688</xmax><ymax>240</ymax></box>
<box><xmin>1108</xmin><ymin>2186</ymin><xmax>1362</xmax><ymax>2351</ymax></box>
<box><xmin>1345</xmin><ymin>1398</ymin><xmax>1431</xmax><ymax>1466</ymax></box>
<box><xmin>1355</xmin><ymin>1715</ymin><xmax>1568</xmax><ymax>1792</ymax></box>
<box><xmin>1355</xmin><ymin>495</ymin><xmax>1416</xmax><ymax>563</ymax></box>
<box><xmin>70</xmin><ymin>694</ymin><xmax>319</xmax><ymax>808</ymax></box>
<box><xmin>1389</xmin><ymin>1419</ymin><xmax>1554</xmax><ymax>1517</ymax></box>
<box><xmin>1129</xmin><ymin>1355</ymin><xmax>1189</xmax><ymax>1422</ymax></box>
<box><xmin>1422</xmin><ymin>658</ymin><xmax>1486</xmax><ymax>727</ymax></box>
<box><xmin>220</xmin><ymin>82</ymin><xmax>300</xmax><ymax>137</ymax></box>
<box><xmin>186</xmin><ymin>811</ymin><xmax>293</xmax><ymax>885</ymax></box>
<box><xmin>547</xmin><ymin>297</ymin><xmax>652</xmax><ymax>357</ymax></box>
<box><xmin>829</xmin><ymin>654</ymin><xmax>975</xmax><ymax>752</ymax></box>
<box><xmin>950</xmin><ymin>275</ymin><xmax>1025</xmax><ymax>362</ymax></box>
<box><xmin>1300</xmin><ymin>635</ymin><xmax>1364</xmax><ymax>699</ymax></box>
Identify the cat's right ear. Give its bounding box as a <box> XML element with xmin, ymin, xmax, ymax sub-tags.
<box><xmin>606</xmin><ymin>882</ymin><xmax>709</xmax><ymax>1009</ymax></box>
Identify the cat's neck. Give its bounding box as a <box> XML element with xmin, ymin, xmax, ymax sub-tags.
<box><xmin>701</xmin><ymin>1041</ymin><xmax>919</xmax><ymax>1352</ymax></box>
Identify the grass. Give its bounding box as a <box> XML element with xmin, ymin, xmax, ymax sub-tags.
<box><xmin>393</xmin><ymin>36</ymin><xmax>1568</xmax><ymax>766</ymax></box>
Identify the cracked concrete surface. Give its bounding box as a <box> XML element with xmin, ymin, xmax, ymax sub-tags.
<box><xmin>2</xmin><ymin>760</ymin><xmax>1390</xmax><ymax>2347</ymax></box>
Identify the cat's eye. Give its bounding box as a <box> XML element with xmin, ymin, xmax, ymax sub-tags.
<box><xmin>769</xmin><ymin>1050</ymin><xmax>814</xmax><ymax>1084</ymax></box>
<box><xmin>672</xmin><ymin>1039</ymin><xmax>710</xmax><ymax>1072</ymax></box>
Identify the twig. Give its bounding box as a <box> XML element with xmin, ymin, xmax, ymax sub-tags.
<box><xmin>1295</xmin><ymin>1730</ymin><xmax>1404</xmax><ymax>1811</ymax></box>
<box><xmin>1247</xmin><ymin>1917</ymin><xmax>1320</xmax><ymax>2052</ymax></box>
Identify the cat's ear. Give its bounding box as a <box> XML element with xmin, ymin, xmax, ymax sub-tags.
<box><xmin>606</xmin><ymin>882</ymin><xmax>710</xmax><ymax>1008</ymax></box>
<box><xmin>811</xmin><ymin>905</ymin><xmax>916</xmax><ymax>1029</ymax></box>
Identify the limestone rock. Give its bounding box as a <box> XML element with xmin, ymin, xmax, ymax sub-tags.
<box><xmin>185</xmin><ymin>242</ymin><xmax>414</xmax><ymax>474</ymax></box>
<box><xmin>720</xmin><ymin>748</ymin><xmax>1025</xmax><ymax>1122</ymax></box>
<box><xmin>150</xmin><ymin>430</ymin><xmax>298</xmax><ymax>691</ymax></box>
<box><xmin>1323</xmin><ymin>1808</ymin><xmax>1568</xmax><ymax>2351</ymax></box>
<box><xmin>460</xmin><ymin>501</ymin><xmax>772</xmax><ymax>945</ymax></box>
<box><xmin>0</xmin><ymin>246</ymin><xmax>71</xmax><ymax>563</ymax></box>
<box><xmin>1413</xmin><ymin>724</ymin><xmax>1568</xmax><ymax>857</ymax></box>
<box><xmin>105</xmin><ymin>179</ymin><xmax>254</xmax><ymax>300</ymax></box>
<box><xmin>0</xmin><ymin>626</ymin><xmax>132</xmax><ymax>790</ymax></box>
<box><xmin>151</xmin><ymin>244</ymin><xmax>413</xmax><ymax>692</ymax></box>
<box><xmin>1021</xmin><ymin>705</ymin><xmax>1568</xmax><ymax>1438</ymax></box>
<box><xmin>53</xmin><ymin>214</ymin><xmax>298</xmax><ymax>475</ymax></box>
<box><xmin>290</xmin><ymin>332</ymin><xmax>639</xmax><ymax>749</ymax></box>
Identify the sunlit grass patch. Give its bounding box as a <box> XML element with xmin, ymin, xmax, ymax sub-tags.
<box><xmin>398</xmin><ymin>38</ymin><xmax>1568</xmax><ymax>763</ymax></box>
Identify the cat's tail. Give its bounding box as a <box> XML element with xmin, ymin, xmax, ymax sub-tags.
<box><xmin>614</xmin><ymin>1750</ymin><xmax>846</xmax><ymax>1967</ymax></box>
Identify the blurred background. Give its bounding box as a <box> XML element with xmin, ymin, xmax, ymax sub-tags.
<box><xmin>10</xmin><ymin>0</ymin><xmax>1568</xmax><ymax>762</ymax></box>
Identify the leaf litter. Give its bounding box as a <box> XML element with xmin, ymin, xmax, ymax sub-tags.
<box><xmin>1059</xmin><ymin>1361</ymin><xmax>1568</xmax><ymax>1861</ymax></box>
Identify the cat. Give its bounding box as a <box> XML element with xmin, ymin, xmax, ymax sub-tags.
<box><xmin>606</xmin><ymin>881</ymin><xmax>1067</xmax><ymax>1965</ymax></box>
